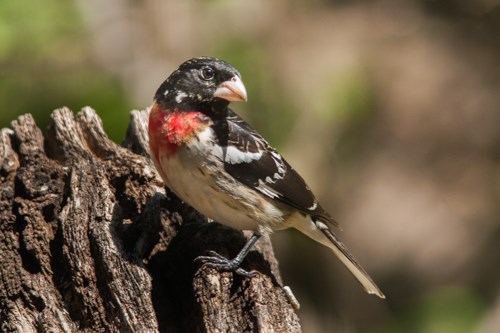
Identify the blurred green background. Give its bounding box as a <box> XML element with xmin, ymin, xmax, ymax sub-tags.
<box><xmin>1</xmin><ymin>0</ymin><xmax>500</xmax><ymax>332</ymax></box>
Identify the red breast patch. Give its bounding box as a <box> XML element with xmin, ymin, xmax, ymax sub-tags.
<box><xmin>149</xmin><ymin>103</ymin><xmax>210</xmax><ymax>161</ymax></box>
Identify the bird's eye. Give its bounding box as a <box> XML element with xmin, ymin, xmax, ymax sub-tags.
<box><xmin>200</xmin><ymin>66</ymin><xmax>215</xmax><ymax>80</ymax></box>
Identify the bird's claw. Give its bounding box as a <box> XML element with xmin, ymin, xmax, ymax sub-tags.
<box><xmin>194</xmin><ymin>251</ymin><xmax>256</xmax><ymax>278</ymax></box>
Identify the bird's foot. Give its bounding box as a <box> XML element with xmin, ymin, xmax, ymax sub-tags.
<box><xmin>194</xmin><ymin>250</ymin><xmax>256</xmax><ymax>278</ymax></box>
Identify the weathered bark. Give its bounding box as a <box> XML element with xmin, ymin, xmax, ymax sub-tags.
<box><xmin>0</xmin><ymin>108</ymin><xmax>301</xmax><ymax>333</ymax></box>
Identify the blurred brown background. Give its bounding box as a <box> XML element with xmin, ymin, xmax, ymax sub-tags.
<box><xmin>1</xmin><ymin>0</ymin><xmax>499</xmax><ymax>332</ymax></box>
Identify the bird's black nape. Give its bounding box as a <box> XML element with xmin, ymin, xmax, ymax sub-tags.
<box><xmin>154</xmin><ymin>57</ymin><xmax>243</xmax><ymax>113</ymax></box>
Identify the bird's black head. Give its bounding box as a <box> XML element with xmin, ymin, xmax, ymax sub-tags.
<box><xmin>154</xmin><ymin>57</ymin><xmax>247</xmax><ymax>112</ymax></box>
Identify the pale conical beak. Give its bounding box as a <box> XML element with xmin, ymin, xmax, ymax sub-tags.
<box><xmin>213</xmin><ymin>76</ymin><xmax>248</xmax><ymax>102</ymax></box>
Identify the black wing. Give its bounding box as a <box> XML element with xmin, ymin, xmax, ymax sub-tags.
<box><xmin>213</xmin><ymin>109</ymin><xmax>338</xmax><ymax>228</ymax></box>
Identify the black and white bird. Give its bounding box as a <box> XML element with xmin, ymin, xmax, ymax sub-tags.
<box><xmin>148</xmin><ymin>57</ymin><xmax>385</xmax><ymax>298</ymax></box>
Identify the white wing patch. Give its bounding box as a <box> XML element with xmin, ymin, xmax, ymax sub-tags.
<box><xmin>256</xmin><ymin>181</ymin><xmax>281</xmax><ymax>199</ymax></box>
<box><xmin>264</xmin><ymin>151</ymin><xmax>286</xmax><ymax>184</ymax></box>
<box><xmin>224</xmin><ymin>146</ymin><xmax>263</xmax><ymax>164</ymax></box>
<box><xmin>212</xmin><ymin>144</ymin><xmax>263</xmax><ymax>164</ymax></box>
<box><xmin>308</xmin><ymin>201</ymin><xmax>318</xmax><ymax>210</ymax></box>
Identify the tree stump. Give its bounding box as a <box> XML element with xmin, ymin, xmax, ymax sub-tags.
<box><xmin>0</xmin><ymin>107</ymin><xmax>301</xmax><ymax>333</ymax></box>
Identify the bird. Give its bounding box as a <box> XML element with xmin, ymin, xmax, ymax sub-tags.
<box><xmin>148</xmin><ymin>56</ymin><xmax>385</xmax><ymax>298</ymax></box>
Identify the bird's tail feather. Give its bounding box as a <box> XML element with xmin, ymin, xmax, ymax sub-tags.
<box><xmin>292</xmin><ymin>215</ymin><xmax>385</xmax><ymax>299</ymax></box>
